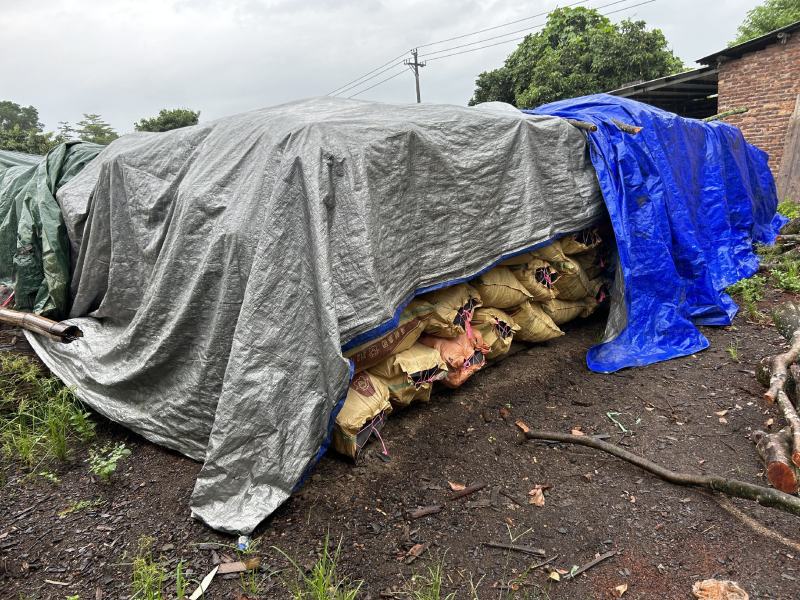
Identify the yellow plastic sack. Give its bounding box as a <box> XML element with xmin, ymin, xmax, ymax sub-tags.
<box><xmin>473</xmin><ymin>266</ymin><xmax>532</xmax><ymax>309</ymax></box>
<box><xmin>542</xmin><ymin>297</ymin><xmax>598</xmax><ymax>325</ymax></box>
<box><xmin>530</xmin><ymin>240</ymin><xmax>577</xmax><ymax>274</ymax></box>
<box><xmin>332</xmin><ymin>371</ymin><xmax>392</xmax><ymax>459</ymax></box>
<box><xmin>368</xmin><ymin>342</ymin><xmax>448</xmax><ymax>407</ymax></box>
<box><xmin>507</xmin><ymin>302</ymin><xmax>563</xmax><ymax>343</ymax></box>
<box><xmin>560</xmin><ymin>228</ymin><xmax>602</xmax><ymax>255</ymax></box>
<box><xmin>553</xmin><ymin>258</ymin><xmax>603</xmax><ymax>301</ymax></box>
<box><xmin>472</xmin><ymin>307</ymin><xmax>520</xmax><ymax>359</ymax></box>
<box><xmin>572</xmin><ymin>249</ymin><xmax>604</xmax><ymax>280</ymax></box>
<box><xmin>344</xmin><ymin>301</ymin><xmax>433</xmax><ymax>371</ymax></box>
<box><xmin>511</xmin><ymin>258</ymin><xmax>560</xmax><ymax>302</ymax></box>
<box><xmin>414</xmin><ymin>284</ymin><xmax>482</xmax><ymax>338</ymax></box>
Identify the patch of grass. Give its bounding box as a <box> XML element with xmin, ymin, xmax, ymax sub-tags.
<box><xmin>0</xmin><ymin>354</ymin><xmax>94</xmax><ymax>468</ymax></box>
<box><xmin>131</xmin><ymin>536</ymin><xmax>167</xmax><ymax>600</ymax></box>
<box><xmin>770</xmin><ymin>256</ymin><xmax>800</xmax><ymax>293</ymax></box>
<box><xmin>58</xmin><ymin>498</ymin><xmax>103</xmax><ymax>517</ymax></box>
<box><xmin>726</xmin><ymin>274</ymin><xmax>767</xmax><ymax>321</ymax></box>
<box><xmin>409</xmin><ymin>560</ymin><xmax>455</xmax><ymax>600</ymax></box>
<box><xmin>727</xmin><ymin>339</ymin><xmax>740</xmax><ymax>362</ymax></box>
<box><xmin>87</xmin><ymin>442</ymin><xmax>131</xmax><ymax>481</ymax></box>
<box><xmin>778</xmin><ymin>200</ymin><xmax>800</xmax><ymax>220</ymax></box>
<box><xmin>275</xmin><ymin>535</ymin><xmax>362</xmax><ymax>600</ymax></box>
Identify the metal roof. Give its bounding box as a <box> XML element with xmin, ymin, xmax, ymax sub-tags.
<box><xmin>698</xmin><ymin>20</ymin><xmax>800</xmax><ymax>64</ymax></box>
<box><xmin>607</xmin><ymin>67</ymin><xmax>718</xmax><ymax>119</ymax></box>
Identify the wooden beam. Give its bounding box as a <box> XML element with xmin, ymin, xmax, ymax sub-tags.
<box><xmin>777</xmin><ymin>94</ymin><xmax>800</xmax><ymax>202</ymax></box>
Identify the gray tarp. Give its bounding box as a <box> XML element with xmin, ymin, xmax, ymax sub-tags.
<box><xmin>27</xmin><ymin>97</ymin><xmax>603</xmax><ymax>534</ymax></box>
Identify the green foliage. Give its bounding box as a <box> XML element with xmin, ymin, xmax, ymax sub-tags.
<box><xmin>727</xmin><ymin>339</ymin><xmax>741</xmax><ymax>362</ymax></box>
<box><xmin>727</xmin><ymin>274</ymin><xmax>767</xmax><ymax>321</ymax></box>
<box><xmin>87</xmin><ymin>442</ymin><xmax>131</xmax><ymax>481</ymax></box>
<box><xmin>409</xmin><ymin>561</ymin><xmax>455</xmax><ymax>600</ymax></box>
<box><xmin>134</xmin><ymin>108</ymin><xmax>200</xmax><ymax>132</ymax></box>
<box><xmin>770</xmin><ymin>256</ymin><xmax>800</xmax><ymax>292</ymax></box>
<box><xmin>131</xmin><ymin>537</ymin><xmax>167</xmax><ymax>600</ymax></box>
<box><xmin>470</xmin><ymin>7</ymin><xmax>683</xmax><ymax>107</ymax></box>
<box><xmin>0</xmin><ymin>354</ymin><xmax>95</xmax><ymax>467</ymax></box>
<box><xmin>58</xmin><ymin>498</ymin><xmax>103</xmax><ymax>517</ymax></box>
<box><xmin>75</xmin><ymin>114</ymin><xmax>118</xmax><ymax>145</ymax></box>
<box><xmin>0</xmin><ymin>100</ymin><xmax>62</xmax><ymax>155</ymax></box>
<box><xmin>778</xmin><ymin>200</ymin><xmax>800</xmax><ymax>219</ymax></box>
<box><xmin>275</xmin><ymin>535</ymin><xmax>362</xmax><ymax>600</ymax></box>
<box><xmin>731</xmin><ymin>0</ymin><xmax>800</xmax><ymax>45</ymax></box>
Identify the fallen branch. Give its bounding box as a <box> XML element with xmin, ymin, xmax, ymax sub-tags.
<box><xmin>520</xmin><ymin>428</ymin><xmax>800</xmax><ymax>517</ymax></box>
<box><xmin>0</xmin><ymin>308</ymin><xmax>82</xmax><ymax>343</ymax></box>
<box><xmin>563</xmin><ymin>549</ymin><xmax>618</xmax><ymax>580</ymax></box>
<box><xmin>406</xmin><ymin>505</ymin><xmax>442</xmax><ymax>520</ymax></box>
<box><xmin>703</xmin><ymin>107</ymin><xmax>748</xmax><ymax>122</ymax></box>
<box><xmin>775</xmin><ymin>392</ymin><xmax>800</xmax><ymax>467</ymax></box>
<box><xmin>565</xmin><ymin>119</ymin><xmax>597</xmax><ymax>132</ymax></box>
<box><xmin>482</xmin><ymin>541</ymin><xmax>545</xmax><ymax>557</ymax></box>
<box><xmin>610</xmin><ymin>118</ymin><xmax>642</xmax><ymax>134</ymax></box>
<box><xmin>716</xmin><ymin>496</ymin><xmax>800</xmax><ymax>553</ymax></box>
<box><xmin>449</xmin><ymin>482</ymin><xmax>486</xmax><ymax>501</ymax></box>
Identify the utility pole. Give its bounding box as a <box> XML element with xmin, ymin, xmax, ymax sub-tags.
<box><xmin>404</xmin><ymin>48</ymin><xmax>426</xmax><ymax>103</ymax></box>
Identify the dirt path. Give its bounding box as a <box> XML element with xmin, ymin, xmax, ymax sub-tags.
<box><xmin>3</xmin><ymin>291</ymin><xmax>800</xmax><ymax>599</ymax></box>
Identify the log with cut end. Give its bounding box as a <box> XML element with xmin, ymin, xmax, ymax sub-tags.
<box><xmin>776</xmin><ymin>392</ymin><xmax>800</xmax><ymax>467</ymax></box>
<box><xmin>764</xmin><ymin>303</ymin><xmax>800</xmax><ymax>403</ymax></box>
<box><xmin>754</xmin><ymin>429</ymin><xmax>799</xmax><ymax>493</ymax></box>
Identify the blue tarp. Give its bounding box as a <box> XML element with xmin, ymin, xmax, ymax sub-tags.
<box><xmin>528</xmin><ymin>94</ymin><xmax>786</xmax><ymax>372</ymax></box>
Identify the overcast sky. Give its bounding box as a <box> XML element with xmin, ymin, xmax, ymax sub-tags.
<box><xmin>1</xmin><ymin>0</ymin><xmax>761</xmax><ymax>133</ymax></box>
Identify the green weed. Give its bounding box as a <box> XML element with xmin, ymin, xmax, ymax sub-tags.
<box><xmin>727</xmin><ymin>339</ymin><xmax>740</xmax><ymax>362</ymax></box>
<box><xmin>131</xmin><ymin>537</ymin><xmax>166</xmax><ymax>600</ymax></box>
<box><xmin>274</xmin><ymin>535</ymin><xmax>362</xmax><ymax>600</ymax></box>
<box><xmin>58</xmin><ymin>498</ymin><xmax>103</xmax><ymax>517</ymax></box>
<box><xmin>175</xmin><ymin>560</ymin><xmax>187</xmax><ymax>600</ymax></box>
<box><xmin>726</xmin><ymin>274</ymin><xmax>766</xmax><ymax>321</ymax></box>
<box><xmin>770</xmin><ymin>257</ymin><xmax>800</xmax><ymax>293</ymax></box>
<box><xmin>0</xmin><ymin>354</ymin><xmax>94</xmax><ymax>468</ymax></box>
<box><xmin>778</xmin><ymin>200</ymin><xmax>800</xmax><ymax>220</ymax></box>
<box><xmin>409</xmin><ymin>560</ymin><xmax>455</xmax><ymax>600</ymax></box>
<box><xmin>87</xmin><ymin>442</ymin><xmax>130</xmax><ymax>481</ymax></box>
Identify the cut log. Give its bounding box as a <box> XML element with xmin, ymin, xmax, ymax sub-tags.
<box><xmin>775</xmin><ymin>392</ymin><xmax>800</xmax><ymax>467</ymax></box>
<box><xmin>519</xmin><ymin>428</ymin><xmax>800</xmax><ymax>517</ymax></box>
<box><xmin>753</xmin><ymin>429</ymin><xmax>799</xmax><ymax>493</ymax></box>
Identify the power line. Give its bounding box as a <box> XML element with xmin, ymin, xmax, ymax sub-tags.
<box><xmin>339</xmin><ymin>0</ymin><xmax>657</xmax><ymax>99</ymax></box>
<box><xmin>331</xmin><ymin>59</ymin><xmax>407</xmax><ymax>97</ymax></box>
<box><xmin>424</xmin><ymin>0</ymin><xmax>656</xmax><ymax>62</ymax></box>
<box><xmin>347</xmin><ymin>69</ymin><xmax>408</xmax><ymax>98</ymax></box>
<box><xmin>419</xmin><ymin>0</ymin><xmax>637</xmax><ymax>59</ymax></box>
<box><xmin>326</xmin><ymin>52</ymin><xmax>408</xmax><ymax>96</ymax></box>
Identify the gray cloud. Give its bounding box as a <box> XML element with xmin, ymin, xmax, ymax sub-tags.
<box><xmin>0</xmin><ymin>0</ymin><xmax>758</xmax><ymax>134</ymax></box>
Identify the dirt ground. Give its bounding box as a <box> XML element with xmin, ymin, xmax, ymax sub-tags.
<box><xmin>3</xmin><ymin>289</ymin><xmax>800</xmax><ymax>600</ymax></box>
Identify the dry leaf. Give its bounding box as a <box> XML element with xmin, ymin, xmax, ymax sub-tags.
<box><xmin>719</xmin><ymin>417</ymin><xmax>728</xmax><ymax>424</ymax></box>
<box><xmin>448</xmin><ymin>481</ymin><xmax>465</xmax><ymax>491</ymax></box>
<box><xmin>692</xmin><ymin>579</ymin><xmax>748</xmax><ymax>600</ymax></box>
<box><xmin>407</xmin><ymin>543</ymin><xmax>426</xmax><ymax>558</ymax></box>
<box><xmin>715</xmin><ymin>409</ymin><xmax>729</xmax><ymax>417</ymax></box>
<box><xmin>527</xmin><ymin>484</ymin><xmax>549</xmax><ymax>506</ymax></box>
<box><xmin>499</xmin><ymin>406</ymin><xmax>511</xmax><ymax>418</ymax></box>
<box><xmin>614</xmin><ymin>583</ymin><xmax>628</xmax><ymax>597</ymax></box>
<box><xmin>548</xmin><ymin>571</ymin><xmax>561</xmax><ymax>581</ymax></box>
<box><xmin>571</xmin><ymin>427</ymin><xmax>585</xmax><ymax>436</ymax></box>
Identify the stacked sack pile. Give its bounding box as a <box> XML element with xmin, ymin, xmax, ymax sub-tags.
<box><xmin>332</xmin><ymin>228</ymin><xmax>609</xmax><ymax>459</ymax></box>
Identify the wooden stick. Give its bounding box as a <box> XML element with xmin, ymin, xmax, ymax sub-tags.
<box><xmin>406</xmin><ymin>505</ymin><xmax>442</xmax><ymax>520</ymax></box>
<box><xmin>0</xmin><ymin>308</ymin><xmax>82</xmax><ymax>343</ymax></box>
<box><xmin>775</xmin><ymin>392</ymin><xmax>800</xmax><ymax>467</ymax></box>
<box><xmin>563</xmin><ymin>549</ymin><xmax>618</xmax><ymax>580</ymax></box>
<box><xmin>482</xmin><ymin>542</ymin><xmax>546</xmax><ymax>557</ymax></box>
<box><xmin>449</xmin><ymin>482</ymin><xmax>487</xmax><ymax>501</ymax></box>
<box><xmin>610</xmin><ymin>118</ymin><xmax>642</xmax><ymax>134</ymax></box>
<box><xmin>565</xmin><ymin>119</ymin><xmax>598</xmax><ymax>132</ymax></box>
<box><xmin>703</xmin><ymin>107</ymin><xmax>748</xmax><ymax>122</ymax></box>
<box><xmin>520</xmin><ymin>428</ymin><xmax>800</xmax><ymax>516</ymax></box>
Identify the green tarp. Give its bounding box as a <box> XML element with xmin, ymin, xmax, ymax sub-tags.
<box><xmin>0</xmin><ymin>142</ymin><xmax>101</xmax><ymax>317</ymax></box>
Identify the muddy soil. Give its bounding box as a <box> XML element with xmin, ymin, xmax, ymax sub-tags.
<box><xmin>2</xmin><ymin>289</ymin><xmax>800</xmax><ymax>599</ymax></box>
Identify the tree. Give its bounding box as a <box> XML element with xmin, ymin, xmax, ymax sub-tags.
<box><xmin>731</xmin><ymin>0</ymin><xmax>800</xmax><ymax>45</ymax></box>
<box><xmin>0</xmin><ymin>100</ymin><xmax>59</xmax><ymax>155</ymax></box>
<box><xmin>134</xmin><ymin>108</ymin><xmax>200</xmax><ymax>132</ymax></box>
<box><xmin>75</xmin><ymin>114</ymin><xmax>118</xmax><ymax>145</ymax></box>
<box><xmin>469</xmin><ymin>7</ymin><xmax>684</xmax><ymax>108</ymax></box>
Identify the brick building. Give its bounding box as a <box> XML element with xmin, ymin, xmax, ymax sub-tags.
<box><xmin>698</xmin><ymin>20</ymin><xmax>800</xmax><ymax>179</ymax></box>
<box><xmin>609</xmin><ymin>21</ymin><xmax>800</xmax><ymax>187</ymax></box>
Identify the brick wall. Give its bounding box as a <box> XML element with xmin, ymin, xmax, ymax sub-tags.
<box><xmin>717</xmin><ymin>32</ymin><xmax>800</xmax><ymax>176</ymax></box>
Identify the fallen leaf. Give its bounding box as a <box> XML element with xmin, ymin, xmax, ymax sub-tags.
<box><xmin>719</xmin><ymin>417</ymin><xmax>728</xmax><ymax>424</ymax></box>
<box><xmin>499</xmin><ymin>406</ymin><xmax>511</xmax><ymax>418</ymax></box>
<box><xmin>447</xmin><ymin>481</ymin><xmax>465</xmax><ymax>491</ymax></box>
<box><xmin>571</xmin><ymin>427</ymin><xmax>585</xmax><ymax>436</ymax></box>
<box><xmin>548</xmin><ymin>571</ymin><xmax>561</xmax><ymax>581</ymax></box>
<box><xmin>614</xmin><ymin>583</ymin><xmax>628</xmax><ymax>597</ymax></box>
<box><xmin>715</xmin><ymin>409</ymin><xmax>729</xmax><ymax>417</ymax></box>
<box><xmin>528</xmin><ymin>485</ymin><xmax>550</xmax><ymax>507</ymax></box>
<box><xmin>407</xmin><ymin>543</ymin><xmax>426</xmax><ymax>558</ymax></box>
<box><xmin>692</xmin><ymin>578</ymin><xmax>748</xmax><ymax>600</ymax></box>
